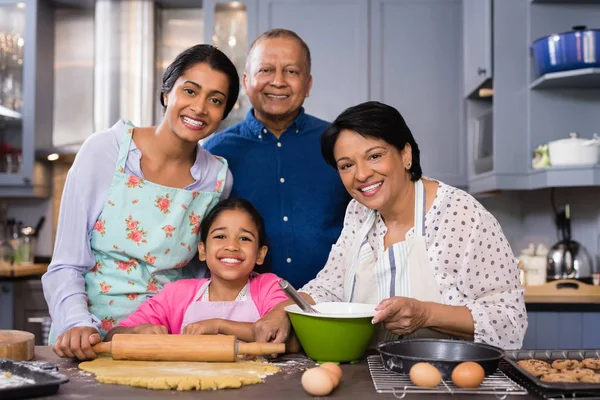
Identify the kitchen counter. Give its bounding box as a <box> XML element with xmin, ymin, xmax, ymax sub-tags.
<box><xmin>31</xmin><ymin>346</ymin><xmax>544</xmax><ymax>400</ymax></box>
<box><xmin>523</xmin><ymin>280</ymin><xmax>600</xmax><ymax>312</ymax></box>
<box><xmin>0</xmin><ymin>263</ymin><xmax>48</xmax><ymax>278</ymax></box>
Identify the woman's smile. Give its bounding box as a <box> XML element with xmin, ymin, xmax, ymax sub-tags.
<box><xmin>180</xmin><ymin>115</ymin><xmax>208</xmax><ymax>131</ymax></box>
<box><xmin>357</xmin><ymin>181</ymin><xmax>383</xmax><ymax>197</ymax></box>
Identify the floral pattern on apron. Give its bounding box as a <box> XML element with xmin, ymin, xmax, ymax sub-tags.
<box><xmin>344</xmin><ymin>179</ymin><xmax>448</xmax><ymax>342</ymax></box>
<box><xmin>49</xmin><ymin>121</ymin><xmax>228</xmax><ymax>342</ymax></box>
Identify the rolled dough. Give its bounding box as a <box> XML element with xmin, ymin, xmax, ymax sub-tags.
<box><xmin>79</xmin><ymin>357</ymin><xmax>280</xmax><ymax>391</ymax></box>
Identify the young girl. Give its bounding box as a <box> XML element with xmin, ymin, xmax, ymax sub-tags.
<box><xmin>105</xmin><ymin>198</ymin><xmax>289</xmax><ymax>342</ymax></box>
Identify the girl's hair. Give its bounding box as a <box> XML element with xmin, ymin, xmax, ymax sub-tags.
<box><xmin>200</xmin><ymin>198</ymin><xmax>267</xmax><ymax>248</ymax></box>
<box><xmin>160</xmin><ymin>44</ymin><xmax>240</xmax><ymax>119</ymax></box>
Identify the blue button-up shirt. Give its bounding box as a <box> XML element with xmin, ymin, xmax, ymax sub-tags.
<box><xmin>203</xmin><ymin>108</ymin><xmax>350</xmax><ymax>288</ymax></box>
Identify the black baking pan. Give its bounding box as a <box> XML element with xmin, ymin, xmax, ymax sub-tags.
<box><xmin>377</xmin><ymin>339</ymin><xmax>505</xmax><ymax>379</ymax></box>
<box><xmin>0</xmin><ymin>359</ymin><xmax>69</xmax><ymax>399</ymax></box>
<box><xmin>504</xmin><ymin>349</ymin><xmax>600</xmax><ymax>393</ymax></box>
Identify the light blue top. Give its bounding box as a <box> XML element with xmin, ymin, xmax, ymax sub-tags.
<box><xmin>42</xmin><ymin>120</ymin><xmax>233</xmax><ymax>335</ymax></box>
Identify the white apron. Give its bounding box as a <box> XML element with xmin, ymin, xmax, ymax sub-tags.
<box><xmin>344</xmin><ymin>179</ymin><xmax>450</xmax><ymax>342</ymax></box>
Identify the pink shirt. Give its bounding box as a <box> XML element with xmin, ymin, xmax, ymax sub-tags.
<box><xmin>118</xmin><ymin>273</ymin><xmax>288</xmax><ymax>334</ymax></box>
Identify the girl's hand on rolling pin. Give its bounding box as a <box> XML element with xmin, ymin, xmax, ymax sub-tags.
<box><xmin>132</xmin><ymin>324</ymin><xmax>169</xmax><ymax>335</ymax></box>
<box><xmin>53</xmin><ymin>326</ymin><xmax>101</xmax><ymax>360</ymax></box>
<box><xmin>182</xmin><ymin>319</ymin><xmax>222</xmax><ymax>335</ymax></box>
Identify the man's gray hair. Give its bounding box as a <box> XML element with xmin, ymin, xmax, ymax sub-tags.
<box><xmin>245</xmin><ymin>28</ymin><xmax>311</xmax><ymax>74</ymax></box>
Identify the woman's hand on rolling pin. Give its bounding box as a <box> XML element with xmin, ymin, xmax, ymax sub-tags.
<box><xmin>132</xmin><ymin>324</ymin><xmax>169</xmax><ymax>335</ymax></box>
<box><xmin>371</xmin><ymin>297</ymin><xmax>431</xmax><ymax>336</ymax></box>
<box><xmin>53</xmin><ymin>326</ymin><xmax>101</xmax><ymax>360</ymax></box>
<box><xmin>182</xmin><ymin>319</ymin><xmax>222</xmax><ymax>335</ymax></box>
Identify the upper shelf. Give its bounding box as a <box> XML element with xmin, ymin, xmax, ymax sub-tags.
<box><xmin>531</xmin><ymin>0</ymin><xmax>600</xmax><ymax>3</ymax></box>
<box><xmin>468</xmin><ymin>165</ymin><xmax>600</xmax><ymax>195</ymax></box>
<box><xmin>528</xmin><ymin>165</ymin><xmax>600</xmax><ymax>189</ymax></box>
<box><xmin>530</xmin><ymin>68</ymin><xmax>600</xmax><ymax>90</ymax></box>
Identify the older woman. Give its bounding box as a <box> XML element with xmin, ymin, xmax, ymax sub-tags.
<box><xmin>254</xmin><ymin>101</ymin><xmax>527</xmax><ymax>349</ymax></box>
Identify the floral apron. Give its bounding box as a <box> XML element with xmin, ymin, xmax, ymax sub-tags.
<box><xmin>49</xmin><ymin>121</ymin><xmax>228</xmax><ymax>342</ymax></box>
<box><xmin>344</xmin><ymin>179</ymin><xmax>450</xmax><ymax>343</ymax></box>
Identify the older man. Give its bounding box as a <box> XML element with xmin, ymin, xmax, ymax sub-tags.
<box><xmin>203</xmin><ymin>29</ymin><xmax>349</xmax><ymax>288</ymax></box>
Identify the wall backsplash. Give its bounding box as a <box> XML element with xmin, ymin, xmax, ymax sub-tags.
<box><xmin>2</xmin><ymin>159</ymin><xmax>73</xmax><ymax>258</ymax></box>
<box><xmin>481</xmin><ymin>187</ymin><xmax>600</xmax><ymax>268</ymax></box>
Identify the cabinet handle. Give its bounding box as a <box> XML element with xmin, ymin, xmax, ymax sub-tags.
<box><xmin>22</xmin><ymin>177</ymin><xmax>32</xmax><ymax>184</ymax></box>
<box><xmin>477</xmin><ymin>67</ymin><xmax>487</xmax><ymax>76</ymax></box>
<box><xmin>1</xmin><ymin>285</ymin><xmax>9</xmax><ymax>293</ymax></box>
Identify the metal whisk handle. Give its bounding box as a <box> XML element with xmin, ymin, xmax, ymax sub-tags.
<box><xmin>278</xmin><ymin>279</ymin><xmax>320</xmax><ymax>314</ymax></box>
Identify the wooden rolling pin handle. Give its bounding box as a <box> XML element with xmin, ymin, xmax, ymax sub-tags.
<box><xmin>92</xmin><ymin>342</ymin><xmax>112</xmax><ymax>354</ymax></box>
<box><xmin>237</xmin><ymin>341</ymin><xmax>285</xmax><ymax>355</ymax></box>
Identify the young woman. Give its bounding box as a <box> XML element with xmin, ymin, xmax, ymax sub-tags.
<box><xmin>44</xmin><ymin>45</ymin><xmax>240</xmax><ymax>360</ymax></box>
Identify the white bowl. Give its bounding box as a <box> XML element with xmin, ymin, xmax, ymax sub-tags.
<box><xmin>284</xmin><ymin>302</ymin><xmax>377</xmax><ymax>319</ymax></box>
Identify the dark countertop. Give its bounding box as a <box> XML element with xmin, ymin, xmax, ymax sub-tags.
<box><xmin>31</xmin><ymin>346</ymin><xmax>544</xmax><ymax>400</ymax></box>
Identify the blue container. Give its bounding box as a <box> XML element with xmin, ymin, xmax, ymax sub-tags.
<box><xmin>531</xmin><ymin>26</ymin><xmax>600</xmax><ymax>77</ymax></box>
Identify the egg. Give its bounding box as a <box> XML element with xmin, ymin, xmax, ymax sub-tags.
<box><xmin>301</xmin><ymin>367</ymin><xmax>335</xmax><ymax>396</ymax></box>
<box><xmin>451</xmin><ymin>362</ymin><xmax>485</xmax><ymax>388</ymax></box>
<box><xmin>409</xmin><ymin>362</ymin><xmax>442</xmax><ymax>388</ymax></box>
<box><xmin>319</xmin><ymin>362</ymin><xmax>343</xmax><ymax>386</ymax></box>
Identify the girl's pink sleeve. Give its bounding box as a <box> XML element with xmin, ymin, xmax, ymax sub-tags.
<box><xmin>118</xmin><ymin>283</ymin><xmax>176</xmax><ymax>331</ymax></box>
<box><xmin>256</xmin><ymin>273</ymin><xmax>289</xmax><ymax>316</ymax></box>
<box><xmin>118</xmin><ymin>279</ymin><xmax>206</xmax><ymax>334</ymax></box>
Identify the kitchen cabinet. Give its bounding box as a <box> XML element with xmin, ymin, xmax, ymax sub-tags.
<box><xmin>0</xmin><ymin>277</ymin><xmax>49</xmax><ymax>345</ymax></box>
<box><xmin>462</xmin><ymin>0</ymin><xmax>493</xmax><ymax>98</ymax></box>
<box><xmin>0</xmin><ymin>0</ymin><xmax>53</xmax><ymax>198</ymax></box>
<box><xmin>370</xmin><ymin>0</ymin><xmax>465</xmax><ymax>187</ymax></box>
<box><xmin>468</xmin><ymin>0</ymin><xmax>600</xmax><ymax>194</ymax></box>
<box><xmin>0</xmin><ymin>280</ymin><xmax>13</xmax><ymax>329</ymax></box>
<box><xmin>524</xmin><ymin>310</ymin><xmax>600</xmax><ymax>349</ymax></box>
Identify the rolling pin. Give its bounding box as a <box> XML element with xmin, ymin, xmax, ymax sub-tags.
<box><xmin>92</xmin><ymin>334</ymin><xmax>286</xmax><ymax>362</ymax></box>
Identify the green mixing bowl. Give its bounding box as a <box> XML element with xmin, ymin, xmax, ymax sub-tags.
<box><xmin>285</xmin><ymin>302</ymin><xmax>377</xmax><ymax>364</ymax></box>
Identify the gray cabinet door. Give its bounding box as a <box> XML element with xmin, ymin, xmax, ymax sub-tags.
<box><xmin>0</xmin><ymin>281</ymin><xmax>14</xmax><ymax>329</ymax></box>
<box><xmin>462</xmin><ymin>0</ymin><xmax>492</xmax><ymax>97</ymax></box>
<box><xmin>370</xmin><ymin>0</ymin><xmax>465</xmax><ymax>187</ymax></box>
<box><xmin>0</xmin><ymin>0</ymin><xmax>53</xmax><ymax>196</ymax></box>
<box><xmin>524</xmin><ymin>311</ymin><xmax>600</xmax><ymax>350</ymax></box>
<box><xmin>256</xmin><ymin>0</ymin><xmax>369</xmax><ymax>122</ymax></box>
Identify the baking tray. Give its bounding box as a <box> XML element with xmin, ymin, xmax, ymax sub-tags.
<box><xmin>504</xmin><ymin>349</ymin><xmax>600</xmax><ymax>394</ymax></box>
<box><xmin>0</xmin><ymin>358</ymin><xmax>69</xmax><ymax>399</ymax></box>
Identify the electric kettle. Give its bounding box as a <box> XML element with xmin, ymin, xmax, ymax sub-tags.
<box><xmin>547</xmin><ymin>204</ymin><xmax>596</xmax><ymax>283</ymax></box>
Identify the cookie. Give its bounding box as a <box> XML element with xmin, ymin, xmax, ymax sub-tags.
<box><xmin>518</xmin><ymin>359</ymin><xmax>551</xmax><ymax>369</ymax></box>
<box><xmin>540</xmin><ymin>373</ymin><xmax>578</xmax><ymax>383</ymax></box>
<box><xmin>551</xmin><ymin>359</ymin><xmax>581</xmax><ymax>370</ymax></box>
<box><xmin>582</xmin><ymin>358</ymin><xmax>600</xmax><ymax>370</ymax></box>
<box><xmin>562</xmin><ymin>368</ymin><xmax>595</xmax><ymax>379</ymax></box>
<box><xmin>579</xmin><ymin>374</ymin><xmax>600</xmax><ymax>383</ymax></box>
